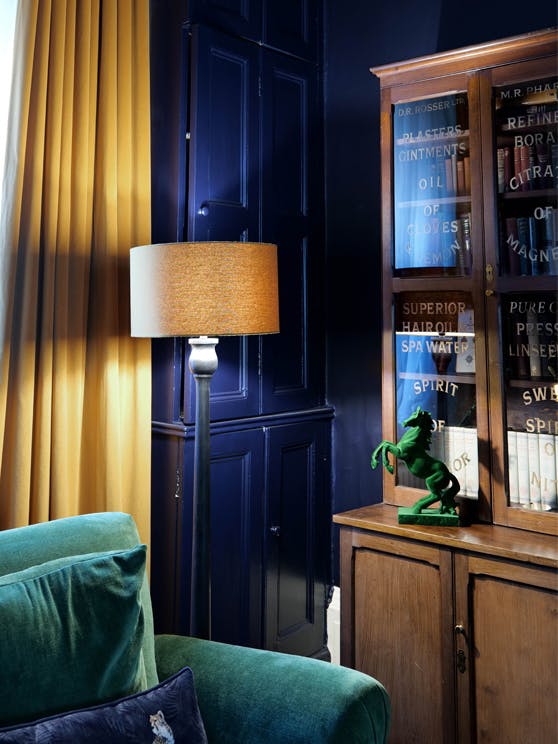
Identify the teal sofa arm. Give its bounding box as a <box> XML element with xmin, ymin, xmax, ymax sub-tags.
<box><xmin>155</xmin><ymin>635</ymin><xmax>390</xmax><ymax>744</ymax></box>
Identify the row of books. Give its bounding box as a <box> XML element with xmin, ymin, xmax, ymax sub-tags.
<box><xmin>503</xmin><ymin>297</ymin><xmax>557</xmax><ymax>380</ymax></box>
<box><xmin>395</xmin><ymin>211</ymin><xmax>473</xmax><ymax>271</ymax></box>
<box><xmin>398</xmin><ymin>425</ymin><xmax>479</xmax><ymax>499</ymax></box>
<box><xmin>496</xmin><ymin>142</ymin><xmax>557</xmax><ymax>193</ymax></box>
<box><xmin>507</xmin><ymin>430</ymin><xmax>558</xmax><ymax>511</ymax></box>
<box><xmin>501</xmin><ymin>210</ymin><xmax>558</xmax><ymax>276</ymax></box>
<box><xmin>397</xmin><ymin>426</ymin><xmax>558</xmax><ymax>510</ymax></box>
<box><xmin>444</xmin><ymin>154</ymin><xmax>470</xmax><ymax>197</ymax></box>
<box><xmin>395</xmin><ymin>152</ymin><xmax>471</xmax><ymax>202</ymax></box>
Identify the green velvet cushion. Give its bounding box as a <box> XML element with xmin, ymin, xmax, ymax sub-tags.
<box><xmin>0</xmin><ymin>512</ymin><xmax>158</xmax><ymax>689</ymax></box>
<box><xmin>0</xmin><ymin>545</ymin><xmax>148</xmax><ymax>726</ymax></box>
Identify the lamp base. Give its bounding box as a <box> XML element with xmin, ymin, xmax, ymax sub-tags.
<box><xmin>189</xmin><ymin>335</ymin><xmax>219</xmax><ymax>640</ymax></box>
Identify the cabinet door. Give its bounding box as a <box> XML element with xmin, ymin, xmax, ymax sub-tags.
<box><xmin>377</xmin><ymin>73</ymin><xmax>491</xmax><ymax>519</ymax></box>
<box><xmin>265</xmin><ymin>420</ymin><xmax>330</xmax><ymax>657</ymax></box>
<box><xmin>188</xmin><ymin>25</ymin><xmax>260</xmax><ymax>243</ymax></box>
<box><xmin>481</xmin><ymin>57</ymin><xmax>558</xmax><ymax>536</ymax></box>
<box><xmin>151</xmin><ymin>429</ymin><xmax>183</xmax><ymax>634</ymax></box>
<box><xmin>178</xmin><ymin>427</ymin><xmax>265</xmax><ymax>646</ymax></box>
<box><xmin>260</xmin><ymin>51</ymin><xmax>324</xmax><ymax>413</ymax></box>
<box><xmin>455</xmin><ymin>553</ymin><xmax>558</xmax><ymax>743</ymax></box>
<box><xmin>341</xmin><ymin>530</ymin><xmax>455</xmax><ymax>743</ymax></box>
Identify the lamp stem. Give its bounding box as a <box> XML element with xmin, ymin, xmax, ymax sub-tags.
<box><xmin>188</xmin><ymin>335</ymin><xmax>218</xmax><ymax>640</ymax></box>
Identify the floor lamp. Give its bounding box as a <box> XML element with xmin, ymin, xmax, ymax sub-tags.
<box><xmin>129</xmin><ymin>242</ymin><xmax>279</xmax><ymax>640</ymax></box>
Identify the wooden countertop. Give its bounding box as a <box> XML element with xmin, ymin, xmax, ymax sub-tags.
<box><xmin>333</xmin><ymin>503</ymin><xmax>558</xmax><ymax>569</ymax></box>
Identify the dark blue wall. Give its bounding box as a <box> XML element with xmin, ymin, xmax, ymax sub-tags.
<box><xmin>324</xmin><ymin>0</ymin><xmax>557</xmax><ymax>581</ymax></box>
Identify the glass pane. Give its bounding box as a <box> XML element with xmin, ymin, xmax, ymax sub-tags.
<box><xmin>394</xmin><ymin>292</ymin><xmax>478</xmax><ymax>498</ymax></box>
<box><xmin>502</xmin><ymin>293</ymin><xmax>558</xmax><ymax>512</ymax></box>
<box><xmin>392</xmin><ymin>93</ymin><xmax>471</xmax><ymax>275</ymax></box>
<box><xmin>494</xmin><ymin>76</ymin><xmax>558</xmax><ymax>276</ymax></box>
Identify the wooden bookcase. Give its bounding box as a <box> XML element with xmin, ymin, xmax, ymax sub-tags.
<box><xmin>334</xmin><ymin>29</ymin><xmax>558</xmax><ymax>743</ymax></box>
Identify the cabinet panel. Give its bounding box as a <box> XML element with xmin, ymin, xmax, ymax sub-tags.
<box><xmin>261</xmin><ymin>52</ymin><xmax>324</xmax><ymax>412</ymax></box>
<box><xmin>178</xmin><ymin>427</ymin><xmax>265</xmax><ymax>645</ymax></box>
<box><xmin>456</xmin><ymin>554</ymin><xmax>558</xmax><ymax>744</ymax></box>
<box><xmin>188</xmin><ymin>25</ymin><xmax>260</xmax><ymax>243</ymax></box>
<box><xmin>150</xmin><ymin>430</ymin><xmax>183</xmax><ymax>634</ymax></box>
<box><xmin>265</xmin><ymin>420</ymin><xmax>330</xmax><ymax>657</ymax></box>
<box><xmin>351</xmin><ymin>539</ymin><xmax>454</xmax><ymax>743</ymax></box>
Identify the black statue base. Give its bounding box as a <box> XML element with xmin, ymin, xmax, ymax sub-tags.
<box><xmin>398</xmin><ymin>506</ymin><xmax>460</xmax><ymax>526</ymax></box>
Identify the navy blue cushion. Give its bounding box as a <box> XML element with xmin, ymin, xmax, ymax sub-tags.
<box><xmin>0</xmin><ymin>667</ymin><xmax>207</xmax><ymax>743</ymax></box>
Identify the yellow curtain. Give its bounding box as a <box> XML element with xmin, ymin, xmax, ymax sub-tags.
<box><xmin>0</xmin><ymin>0</ymin><xmax>151</xmax><ymax>545</ymax></box>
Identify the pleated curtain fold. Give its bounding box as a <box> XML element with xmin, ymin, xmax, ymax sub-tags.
<box><xmin>0</xmin><ymin>0</ymin><xmax>151</xmax><ymax>545</ymax></box>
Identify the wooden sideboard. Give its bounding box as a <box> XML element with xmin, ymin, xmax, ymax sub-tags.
<box><xmin>334</xmin><ymin>503</ymin><xmax>558</xmax><ymax>743</ymax></box>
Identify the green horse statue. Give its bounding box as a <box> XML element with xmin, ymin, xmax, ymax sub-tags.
<box><xmin>371</xmin><ymin>406</ymin><xmax>460</xmax><ymax>515</ymax></box>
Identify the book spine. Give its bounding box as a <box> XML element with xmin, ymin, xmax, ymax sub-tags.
<box><xmin>516</xmin><ymin>431</ymin><xmax>530</xmax><ymax>508</ymax></box>
<box><xmin>519</xmin><ymin>144</ymin><xmax>530</xmax><ymax>191</ymax></box>
<box><xmin>507</xmin><ymin>430</ymin><xmax>519</xmax><ymax>506</ymax></box>
<box><xmin>445</xmin><ymin>158</ymin><xmax>454</xmax><ymax>195</ymax></box>
<box><xmin>526</xmin><ymin>308</ymin><xmax>542</xmax><ymax>379</ymax></box>
<box><xmin>504</xmin><ymin>216</ymin><xmax>521</xmax><ymax>275</ymax></box>
<box><xmin>513</xmin><ymin>146</ymin><xmax>522</xmax><ymax>191</ymax></box>
<box><xmin>461</xmin><ymin>213</ymin><xmax>472</xmax><ymax>273</ymax></box>
<box><xmin>528</xmin><ymin>217</ymin><xmax>542</xmax><ymax>275</ymax></box>
<box><xmin>528</xmin><ymin>432</ymin><xmax>542</xmax><ymax>510</ymax></box>
<box><xmin>539</xmin><ymin>433</ymin><xmax>557</xmax><ymax>511</ymax></box>
<box><xmin>456</xmin><ymin>159</ymin><xmax>465</xmax><ymax>196</ymax></box>
<box><xmin>516</xmin><ymin>217</ymin><xmax>531</xmax><ymax>276</ymax></box>
<box><xmin>463</xmin><ymin>427</ymin><xmax>479</xmax><ymax>498</ymax></box>
<box><xmin>545</xmin><ymin>207</ymin><xmax>558</xmax><ymax>276</ymax></box>
<box><xmin>497</xmin><ymin>148</ymin><xmax>505</xmax><ymax>193</ymax></box>
<box><xmin>535</xmin><ymin>142</ymin><xmax>551</xmax><ymax>188</ymax></box>
<box><xmin>503</xmin><ymin>146</ymin><xmax>512</xmax><ymax>191</ymax></box>
<box><xmin>463</xmin><ymin>155</ymin><xmax>471</xmax><ymax>194</ymax></box>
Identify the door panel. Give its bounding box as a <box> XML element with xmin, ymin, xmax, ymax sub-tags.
<box><xmin>261</xmin><ymin>52</ymin><xmax>324</xmax><ymax>412</ymax></box>
<box><xmin>265</xmin><ymin>421</ymin><xmax>329</xmax><ymax>657</ymax></box>
<box><xmin>353</xmin><ymin>545</ymin><xmax>452</xmax><ymax>744</ymax></box>
<box><xmin>188</xmin><ymin>25</ymin><xmax>260</xmax><ymax>243</ymax></box>
<box><xmin>463</xmin><ymin>558</ymin><xmax>558</xmax><ymax>744</ymax></box>
<box><xmin>179</xmin><ymin>428</ymin><xmax>265</xmax><ymax>646</ymax></box>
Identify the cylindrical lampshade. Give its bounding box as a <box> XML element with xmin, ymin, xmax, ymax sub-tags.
<box><xmin>130</xmin><ymin>242</ymin><xmax>279</xmax><ymax>337</ymax></box>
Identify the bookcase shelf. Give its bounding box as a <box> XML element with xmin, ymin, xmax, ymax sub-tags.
<box><xmin>500</xmin><ymin>188</ymin><xmax>556</xmax><ymax>200</ymax></box>
<box><xmin>334</xmin><ymin>31</ymin><xmax>558</xmax><ymax>744</ymax></box>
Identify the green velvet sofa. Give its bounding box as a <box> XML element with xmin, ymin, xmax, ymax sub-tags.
<box><xmin>0</xmin><ymin>511</ymin><xmax>390</xmax><ymax>742</ymax></box>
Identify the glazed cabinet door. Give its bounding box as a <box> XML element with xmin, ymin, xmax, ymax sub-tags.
<box><xmin>341</xmin><ymin>529</ymin><xmax>456</xmax><ymax>743</ymax></box>
<box><xmin>375</xmin><ymin>70</ymin><xmax>491</xmax><ymax>520</ymax></box>
<box><xmin>454</xmin><ymin>553</ymin><xmax>558</xmax><ymax>744</ymax></box>
<box><xmin>480</xmin><ymin>53</ymin><xmax>558</xmax><ymax>536</ymax></box>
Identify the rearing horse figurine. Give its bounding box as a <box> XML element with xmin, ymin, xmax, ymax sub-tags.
<box><xmin>371</xmin><ymin>406</ymin><xmax>460</xmax><ymax>515</ymax></box>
